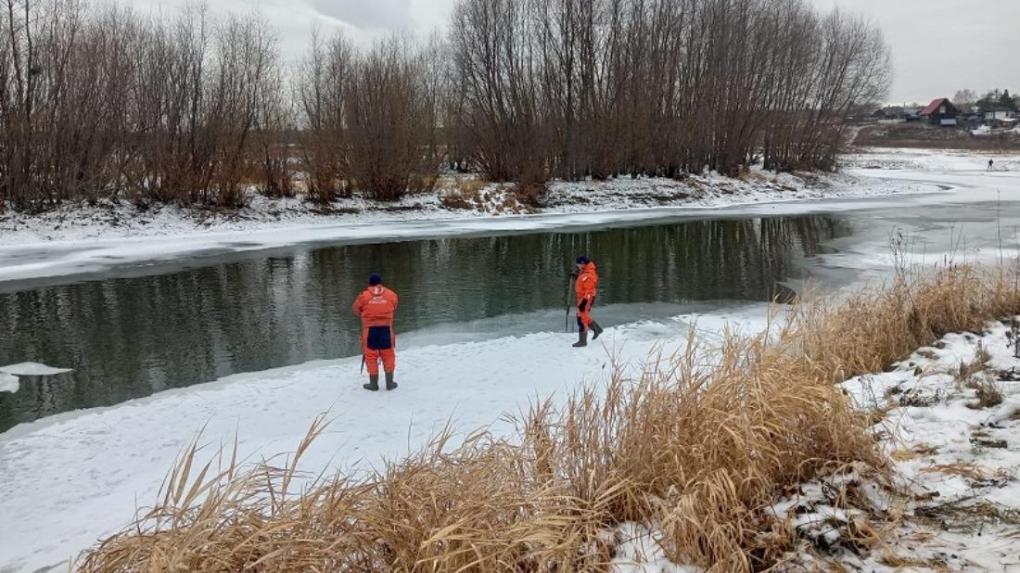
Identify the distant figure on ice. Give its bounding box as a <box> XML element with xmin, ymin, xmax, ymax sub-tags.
<box><xmin>989</xmin><ymin>158</ymin><xmax>994</xmax><ymax>170</ymax></box>
<box><xmin>572</xmin><ymin>256</ymin><xmax>603</xmax><ymax>347</ymax></box>
<box><xmin>352</xmin><ymin>273</ymin><xmax>399</xmax><ymax>391</ymax></box>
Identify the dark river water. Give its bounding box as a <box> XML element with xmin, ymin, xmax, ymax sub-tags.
<box><xmin>0</xmin><ymin>215</ymin><xmax>851</xmax><ymax>431</ymax></box>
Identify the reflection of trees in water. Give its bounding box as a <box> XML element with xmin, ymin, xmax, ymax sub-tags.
<box><xmin>0</xmin><ymin>215</ymin><xmax>849</xmax><ymax>430</ymax></box>
<box><xmin>542</xmin><ymin>216</ymin><xmax>848</xmax><ymax>303</ymax></box>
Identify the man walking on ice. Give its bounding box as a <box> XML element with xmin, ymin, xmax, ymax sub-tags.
<box><xmin>352</xmin><ymin>273</ymin><xmax>399</xmax><ymax>391</ymax></box>
<box><xmin>572</xmin><ymin>256</ymin><xmax>603</xmax><ymax>347</ymax></box>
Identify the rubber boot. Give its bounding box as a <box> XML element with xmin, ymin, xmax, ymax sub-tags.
<box><xmin>590</xmin><ymin>321</ymin><xmax>604</xmax><ymax>341</ymax></box>
<box><xmin>385</xmin><ymin>372</ymin><xmax>398</xmax><ymax>391</ymax></box>
<box><xmin>363</xmin><ymin>374</ymin><xmax>379</xmax><ymax>391</ymax></box>
<box><xmin>573</xmin><ymin>329</ymin><xmax>588</xmax><ymax>348</ymax></box>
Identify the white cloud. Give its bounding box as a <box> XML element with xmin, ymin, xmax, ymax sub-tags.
<box><xmin>130</xmin><ymin>0</ymin><xmax>1017</xmax><ymax>102</ymax></box>
<box><xmin>308</xmin><ymin>0</ymin><xmax>413</xmax><ymax>30</ymax></box>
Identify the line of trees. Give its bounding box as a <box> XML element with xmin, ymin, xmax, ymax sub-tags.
<box><xmin>296</xmin><ymin>33</ymin><xmax>445</xmax><ymax>203</ymax></box>
<box><xmin>449</xmin><ymin>0</ymin><xmax>890</xmax><ymax>180</ymax></box>
<box><xmin>0</xmin><ymin>0</ymin><xmax>890</xmax><ymax>212</ymax></box>
<box><xmin>954</xmin><ymin>89</ymin><xmax>1020</xmax><ymax>112</ymax></box>
<box><xmin>0</xmin><ymin>1</ymin><xmax>283</xmax><ymax>209</ymax></box>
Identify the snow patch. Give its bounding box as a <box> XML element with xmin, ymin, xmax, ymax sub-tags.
<box><xmin>609</xmin><ymin>522</ymin><xmax>704</xmax><ymax>573</ymax></box>
<box><xmin>0</xmin><ymin>373</ymin><xmax>18</xmax><ymax>394</ymax></box>
<box><xmin>0</xmin><ymin>362</ymin><xmax>73</xmax><ymax>376</ymax></box>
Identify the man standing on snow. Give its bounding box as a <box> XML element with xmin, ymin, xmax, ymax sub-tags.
<box><xmin>572</xmin><ymin>256</ymin><xmax>603</xmax><ymax>347</ymax></box>
<box><xmin>352</xmin><ymin>273</ymin><xmax>399</xmax><ymax>391</ymax></box>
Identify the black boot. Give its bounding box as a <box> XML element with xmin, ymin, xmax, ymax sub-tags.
<box><xmin>385</xmin><ymin>372</ymin><xmax>398</xmax><ymax>391</ymax></box>
<box><xmin>363</xmin><ymin>374</ymin><xmax>379</xmax><ymax>391</ymax></box>
<box><xmin>573</xmin><ymin>329</ymin><xmax>588</xmax><ymax>348</ymax></box>
<box><xmin>590</xmin><ymin>321</ymin><xmax>604</xmax><ymax>340</ymax></box>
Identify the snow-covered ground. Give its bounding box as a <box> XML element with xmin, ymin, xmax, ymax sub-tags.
<box><xmin>824</xmin><ymin>320</ymin><xmax>1020</xmax><ymax>570</ymax></box>
<box><xmin>0</xmin><ymin>167</ymin><xmax>939</xmax><ymax>286</ymax></box>
<box><xmin>608</xmin><ymin>319</ymin><xmax>1020</xmax><ymax>572</ymax></box>
<box><xmin>844</xmin><ymin>147</ymin><xmax>1020</xmax><ymax>174</ymax></box>
<box><xmin>0</xmin><ymin>303</ymin><xmax>770</xmax><ymax>573</ymax></box>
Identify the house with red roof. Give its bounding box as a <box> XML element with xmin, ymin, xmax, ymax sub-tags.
<box><xmin>919</xmin><ymin>98</ymin><xmax>960</xmax><ymax>126</ymax></box>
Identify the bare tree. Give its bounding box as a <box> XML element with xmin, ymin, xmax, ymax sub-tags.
<box><xmin>449</xmin><ymin>0</ymin><xmax>546</xmax><ymax>182</ymax></box>
<box><xmin>346</xmin><ymin>37</ymin><xmax>435</xmax><ymax>201</ymax></box>
<box><xmin>295</xmin><ymin>28</ymin><xmax>352</xmax><ymax>203</ymax></box>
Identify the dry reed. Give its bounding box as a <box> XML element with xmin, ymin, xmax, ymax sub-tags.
<box><xmin>77</xmin><ymin>264</ymin><xmax>1020</xmax><ymax>572</ymax></box>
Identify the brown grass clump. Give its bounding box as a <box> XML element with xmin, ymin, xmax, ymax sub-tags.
<box><xmin>921</xmin><ymin>463</ymin><xmax>1009</xmax><ymax>488</ymax></box>
<box><xmin>440</xmin><ymin>179</ymin><xmax>487</xmax><ymax>210</ymax></box>
<box><xmin>889</xmin><ymin>444</ymin><xmax>938</xmax><ymax>462</ymax></box>
<box><xmin>511</xmin><ymin>182</ymin><xmax>547</xmax><ymax>209</ymax></box>
<box><xmin>77</xmin><ymin>265</ymin><xmax>1020</xmax><ymax>572</ymax></box>
<box><xmin>440</xmin><ymin>191</ymin><xmax>476</xmax><ymax>210</ymax></box>
<box><xmin>949</xmin><ymin>343</ymin><xmax>1005</xmax><ymax>409</ymax></box>
<box><xmin>970</xmin><ymin>381</ymin><xmax>1004</xmax><ymax>409</ymax></box>
<box><xmin>956</xmin><ymin>344</ymin><xmax>993</xmax><ymax>384</ymax></box>
<box><xmin>786</xmin><ymin>264</ymin><xmax>1020</xmax><ymax>384</ymax></box>
<box><xmin>878</xmin><ymin>554</ymin><xmax>952</xmax><ymax>570</ymax></box>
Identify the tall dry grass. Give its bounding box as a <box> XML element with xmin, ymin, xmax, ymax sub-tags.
<box><xmin>788</xmin><ymin>263</ymin><xmax>1020</xmax><ymax>382</ymax></box>
<box><xmin>77</xmin><ymin>264</ymin><xmax>1020</xmax><ymax>572</ymax></box>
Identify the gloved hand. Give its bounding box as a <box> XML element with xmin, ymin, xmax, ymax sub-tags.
<box><xmin>577</xmin><ymin>299</ymin><xmax>587</xmax><ymax>312</ymax></box>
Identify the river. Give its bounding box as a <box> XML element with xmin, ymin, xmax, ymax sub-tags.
<box><xmin>0</xmin><ymin>215</ymin><xmax>852</xmax><ymax>431</ymax></box>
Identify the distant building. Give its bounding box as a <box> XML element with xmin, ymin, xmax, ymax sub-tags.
<box><xmin>979</xmin><ymin>104</ymin><xmax>1017</xmax><ymax>127</ymax></box>
<box><xmin>872</xmin><ymin>106</ymin><xmax>904</xmax><ymax>122</ymax></box>
<box><xmin>959</xmin><ymin>107</ymin><xmax>983</xmax><ymax>128</ymax></box>
<box><xmin>919</xmin><ymin>98</ymin><xmax>960</xmax><ymax>126</ymax></box>
<box><xmin>873</xmin><ymin>106</ymin><xmax>899</xmax><ymax>118</ymax></box>
<box><xmin>873</xmin><ymin>105</ymin><xmax>923</xmax><ymax>123</ymax></box>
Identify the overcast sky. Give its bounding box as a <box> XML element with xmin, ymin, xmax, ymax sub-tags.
<box><xmin>133</xmin><ymin>0</ymin><xmax>1018</xmax><ymax>105</ymax></box>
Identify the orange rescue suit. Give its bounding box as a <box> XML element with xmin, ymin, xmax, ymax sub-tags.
<box><xmin>575</xmin><ymin>261</ymin><xmax>598</xmax><ymax>331</ymax></box>
<box><xmin>352</xmin><ymin>285</ymin><xmax>399</xmax><ymax>375</ymax></box>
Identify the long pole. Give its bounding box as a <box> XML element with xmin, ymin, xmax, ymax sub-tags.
<box><xmin>565</xmin><ymin>269</ymin><xmax>573</xmax><ymax>332</ymax></box>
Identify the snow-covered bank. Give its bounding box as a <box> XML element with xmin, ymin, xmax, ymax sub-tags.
<box><xmin>0</xmin><ymin>169</ymin><xmax>937</xmax><ymax>287</ymax></box>
<box><xmin>0</xmin><ymin>304</ymin><xmax>770</xmax><ymax>573</ymax></box>
<box><xmin>823</xmin><ymin>320</ymin><xmax>1020</xmax><ymax>570</ymax></box>
<box><xmin>0</xmin><ymin>170</ymin><xmax>916</xmax><ymax>245</ymax></box>
<box><xmin>608</xmin><ymin>320</ymin><xmax>1020</xmax><ymax>571</ymax></box>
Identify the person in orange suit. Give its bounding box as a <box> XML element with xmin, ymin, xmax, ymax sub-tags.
<box><xmin>572</xmin><ymin>256</ymin><xmax>603</xmax><ymax>347</ymax></box>
<box><xmin>352</xmin><ymin>273</ymin><xmax>399</xmax><ymax>391</ymax></box>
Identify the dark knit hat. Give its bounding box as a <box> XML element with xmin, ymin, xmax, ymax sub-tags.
<box><xmin>368</xmin><ymin>273</ymin><xmax>382</xmax><ymax>286</ymax></box>
<box><xmin>575</xmin><ymin>256</ymin><xmax>589</xmax><ymax>265</ymax></box>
